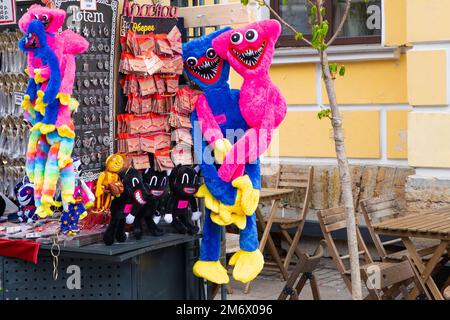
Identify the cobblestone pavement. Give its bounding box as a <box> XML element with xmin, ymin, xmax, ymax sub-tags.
<box><xmin>218</xmin><ymin>258</ymin><xmax>368</xmax><ymax>300</ymax></box>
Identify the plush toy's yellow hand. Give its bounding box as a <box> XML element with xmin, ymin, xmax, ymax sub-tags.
<box><xmin>196</xmin><ymin>184</ymin><xmax>220</xmax><ymax>213</ymax></box>
<box><xmin>214</xmin><ymin>138</ymin><xmax>232</xmax><ymax>164</ymax></box>
<box><xmin>35</xmin><ymin>90</ymin><xmax>47</xmax><ymax>115</ymax></box>
<box><xmin>84</xmin><ymin>201</ymin><xmax>94</xmax><ymax>209</ymax></box>
<box><xmin>62</xmin><ymin>194</ymin><xmax>75</xmax><ymax>204</ymax></box>
<box><xmin>193</xmin><ymin>260</ymin><xmax>229</xmax><ymax>284</ymax></box>
<box><xmin>57</xmin><ymin>93</ymin><xmax>71</xmax><ymax>106</ymax></box>
<box><xmin>210</xmin><ymin>211</ymin><xmax>247</xmax><ymax>230</ymax></box>
<box><xmin>79</xmin><ymin>211</ymin><xmax>88</xmax><ymax>220</ymax></box>
<box><xmin>41</xmin><ymin>194</ymin><xmax>56</xmax><ymax>207</ymax></box>
<box><xmin>69</xmin><ymin>98</ymin><xmax>79</xmax><ymax>112</ymax></box>
<box><xmin>21</xmin><ymin>94</ymin><xmax>34</xmax><ymax>111</ymax></box>
<box><xmin>229</xmin><ymin>249</ymin><xmax>264</xmax><ymax>284</ymax></box>
<box><xmin>34</xmin><ymin>69</ymin><xmax>46</xmax><ymax>84</ymax></box>
<box><xmin>232</xmin><ymin>175</ymin><xmax>260</xmax><ymax>216</ymax></box>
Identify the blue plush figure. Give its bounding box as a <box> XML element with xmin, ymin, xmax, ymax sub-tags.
<box><xmin>13</xmin><ymin>176</ymin><xmax>37</xmax><ymax>223</ymax></box>
<box><xmin>18</xmin><ymin>19</ymin><xmax>61</xmax><ymax>135</ymax></box>
<box><xmin>183</xmin><ymin>28</ymin><xmax>264</xmax><ymax>284</ymax></box>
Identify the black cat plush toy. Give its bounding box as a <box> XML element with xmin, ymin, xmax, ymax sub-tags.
<box><xmin>166</xmin><ymin>165</ymin><xmax>202</xmax><ymax>235</ymax></box>
<box><xmin>133</xmin><ymin>168</ymin><xmax>169</xmax><ymax>238</ymax></box>
<box><xmin>103</xmin><ymin>168</ymin><xmax>148</xmax><ymax>245</ymax></box>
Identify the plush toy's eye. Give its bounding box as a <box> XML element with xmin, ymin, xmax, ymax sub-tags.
<box><xmin>41</xmin><ymin>14</ymin><xmax>49</xmax><ymax>22</ymax></box>
<box><xmin>34</xmin><ymin>14</ymin><xmax>39</xmax><ymax>20</ymax></box>
<box><xmin>132</xmin><ymin>177</ymin><xmax>139</xmax><ymax>188</ymax></box>
<box><xmin>161</xmin><ymin>177</ymin><xmax>167</xmax><ymax>186</ymax></box>
<box><xmin>245</xmin><ymin>29</ymin><xmax>258</xmax><ymax>43</ymax></box>
<box><xmin>182</xmin><ymin>173</ymin><xmax>189</xmax><ymax>185</ymax></box>
<box><xmin>231</xmin><ymin>32</ymin><xmax>243</xmax><ymax>45</ymax></box>
<box><xmin>206</xmin><ymin>48</ymin><xmax>217</xmax><ymax>59</ymax></box>
<box><xmin>150</xmin><ymin>176</ymin><xmax>157</xmax><ymax>187</ymax></box>
<box><xmin>193</xmin><ymin>176</ymin><xmax>198</xmax><ymax>184</ymax></box>
<box><xmin>186</xmin><ymin>57</ymin><xmax>198</xmax><ymax>67</ymax></box>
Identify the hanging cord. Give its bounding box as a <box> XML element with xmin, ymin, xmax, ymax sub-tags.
<box><xmin>42</xmin><ymin>0</ymin><xmax>56</xmax><ymax>9</ymax></box>
<box><xmin>50</xmin><ymin>231</ymin><xmax>61</xmax><ymax>280</ymax></box>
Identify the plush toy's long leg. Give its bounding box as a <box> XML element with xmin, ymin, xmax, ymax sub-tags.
<box><xmin>59</xmin><ymin>162</ymin><xmax>75</xmax><ymax>205</ymax></box>
<box><xmin>228</xmin><ymin>213</ymin><xmax>264</xmax><ymax>284</ymax></box>
<box><xmin>55</xmin><ymin>105</ymin><xmax>75</xmax><ymax>139</ymax></box>
<box><xmin>34</xmin><ymin>136</ymin><xmax>49</xmax><ymax>216</ymax></box>
<box><xmin>193</xmin><ymin>209</ymin><xmax>229</xmax><ymax>284</ymax></box>
<box><xmin>40</xmin><ymin>99</ymin><xmax>60</xmax><ymax>134</ymax></box>
<box><xmin>41</xmin><ymin>142</ymin><xmax>61</xmax><ymax>213</ymax></box>
<box><xmin>26</xmin><ymin>129</ymin><xmax>41</xmax><ymax>182</ymax></box>
<box><xmin>58</xmin><ymin>136</ymin><xmax>74</xmax><ymax>170</ymax></box>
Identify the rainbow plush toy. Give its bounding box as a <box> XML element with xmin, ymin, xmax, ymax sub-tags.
<box><xmin>183</xmin><ymin>28</ymin><xmax>263</xmax><ymax>285</ymax></box>
<box><xmin>18</xmin><ymin>6</ymin><xmax>88</xmax><ymax>218</ymax></box>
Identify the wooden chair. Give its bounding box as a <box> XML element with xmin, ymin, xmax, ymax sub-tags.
<box><xmin>278</xmin><ymin>241</ymin><xmax>324</xmax><ymax>300</ymax></box>
<box><xmin>316</xmin><ymin>207</ymin><xmax>431</xmax><ymax>300</ymax></box>
<box><xmin>263</xmin><ymin>166</ymin><xmax>314</xmax><ymax>268</ymax></box>
<box><xmin>360</xmin><ymin>195</ymin><xmax>440</xmax><ymax>262</ymax></box>
<box><xmin>444</xmin><ymin>286</ymin><xmax>450</xmax><ymax>300</ymax></box>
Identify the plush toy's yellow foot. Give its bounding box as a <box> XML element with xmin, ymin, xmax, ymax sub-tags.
<box><xmin>214</xmin><ymin>138</ymin><xmax>232</xmax><ymax>164</ymax></box>
<box><xmin>21</xmin><ymin>94</ymin><xmax>34</xmax><ymax>111</ymax></box>
<box><xmin>40</xmin><ymin>124</ymin><xmax>55</xmax><ymax>134</ymax></box>
<box><xmin>232</xmin><ymin>175</ymin><xmax>260</xmax><ymax>216</ymax></box>
<box><xmin>54</xmin><ymin>201</ymin><xmax>62</xmax><ymax>208</ymax></box>
<box><xmin>57</xmin><ymin>93</ymin><xmax>71</xmax><ymax>106</ymax></box>
<box><xmin>41</xmin><ymin>194</ymin><xmax>56</xmax><ymax>207</ymax></box>
<box><xmin>85</xmin><ymin>201</ymin><xmax>94</xmax><ymax>209</ymax></box>
<box><xmin>35</xmin><ymin>206</ymin><xmax>48</xmax><ymax>219</ymax></box>
<box><xmin>62</xmin><ymin>194</ymin><xmax>76</xmax><ymax>204</ymax></box>
<box><xmin>31</xmin><ymin>122</ymin><xmax>42</xmax><ymax>132</ymax></box>
<box><xmin>210</xmin><ymin>212</ymin><xmax>247</xmax><ymax>230</ymax></box>
<box><xmin>196</xmin><ymin>184</ymin><xmax>220</xmax><ymax>213</ymax></box>
<box><xmin>34</xmin><ymin>69</ymin><xmax>46</xmax><ymax>84</ymax></box>
<box><xmin>193</xmin><ymin>260</ymin><xmax>229</xmax><ymax>284</ymax></box>
<box><xmin>229</xmin><ymin>249</ymin><xmax>264</xmax><ymax>284</ymax></box>
<box><xmin>58</xmin><ymin>155</ymin><xmax>73</xmax><ymax>169</ymax></box>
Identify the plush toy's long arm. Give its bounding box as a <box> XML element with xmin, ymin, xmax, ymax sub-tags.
<box><xmin>38</xmin><ymin>48</ymin><xmax>61</xmax><ymax>105</ymax></box>
<box><xmin>80</xmin><ymin>179</ymin><xmax>95</xmax><ymax>203</ymax></box>
<box><xmin>95</xmin><ymin>172</ymin><xmax>106</xmax><ymax>198</ymax></box>
<box><xmin>195</xmin><ymin>94</ymin><xmax>224</xmax><ymax>146</ymax></box>
<box><xmin>191</xmin><ymin>111</ymin><xmax>237</xmax><ymax>206</ymax></box>
<box><xmin>218</xmin><ymin>107</ymin><xmax>275</xmax><ymax>182</ymax></box>
<box><xmin>189</xmin><ymin>197</ymin><xmax>198</xmax><ymax>212</ymax></box>
<box><xmin>24</xmin><ymin>77</ymin><xmax>37</xmax><ymax>101</ymax></box>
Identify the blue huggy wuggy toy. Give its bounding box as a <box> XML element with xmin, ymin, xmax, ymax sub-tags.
<box><xmin>182</xmin><ymin>28</ymin><xmax>264</xmax><ymax>284</ymax></box>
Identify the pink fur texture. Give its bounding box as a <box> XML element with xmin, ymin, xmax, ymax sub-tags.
<box><xmin>195</xmin><ymin>94</ymin><xmax>224</xmax><ymax>147</ymax></box>
<box><xmin>212</xmin><ymin>20</ymin><xmax>287</xmax><ymax>182</ymax></box>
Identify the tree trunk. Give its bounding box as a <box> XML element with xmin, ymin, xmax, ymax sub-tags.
<box><xmin>320</xmin><ymin>50</ymin><xmax>362</xmax><ymax>300</ymax></box>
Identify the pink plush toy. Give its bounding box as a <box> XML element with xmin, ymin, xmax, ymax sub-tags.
<box><xmin>205</xmin><ymin>20</ymin><xmax>287</xmax><ymax>182</ymax></box>
<box><xmin>19</xmin><ymin>4</ymin><xmax>88</xmax><ymax>138</ymax></box>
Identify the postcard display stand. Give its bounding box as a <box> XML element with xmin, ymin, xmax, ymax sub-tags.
<box><xmin>55</xmin><ymin>0</ymin><xmax>118</xmax><ymax>181</ymax></box>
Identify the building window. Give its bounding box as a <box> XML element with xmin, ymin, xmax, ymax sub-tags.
<box><xmin>273</xmin><ymin>0</ymin><xmax>382</xmax><ymax>47</ymax></box>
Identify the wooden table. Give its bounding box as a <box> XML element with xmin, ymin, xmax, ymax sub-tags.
<box><xmin>373</xmin><ymin>209</ymin><xmax>450</xmax><ymax>300</ymax></box>
<box><xmin>244</xmin><ymin>187</ymin><xmax>294</xmax><ymax>293</ymax></box>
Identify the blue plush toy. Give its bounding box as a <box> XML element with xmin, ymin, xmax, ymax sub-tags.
<box><xmin>14</xmin><ymin>176</ymin><xmax>37</xmax><ymax>223</ymax></box>
<box><xmin>183</xmin><ymin>28</ymin><xmax>263</xmax><ymax>284</ymax></box>
<box><xmin>18</xmin><ymin>19</ymin><xmax>61</xmax><ymax>134</ymax></box>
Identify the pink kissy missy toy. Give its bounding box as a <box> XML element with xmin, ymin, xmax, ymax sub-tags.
<box><xmin>206</xmin><ymin>19</ymin><xmax>287</xmax><ymax>182</ymax></box>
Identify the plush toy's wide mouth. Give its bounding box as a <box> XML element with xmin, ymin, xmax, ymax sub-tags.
<box><xmin>150</xmin><ymin>189</ymin><xmax>164</xmax><ymax>197</ymax></box>
<box><xmin>231</xmin><ymin>41</ymin><xmax>266</xmax><ymax>69</ymax></box>
<box><xmin>18</xmin><ymin>193</ymin><xmax>32</xmax><ymax>205</ymax></box>
<box><xmin>134</xmin><ymin>190</ymin><xmax>146</xmax><ymax>205</ymax></box>
<box><xmin>24</xmin><ymin>33</ymin><xmax>40</xmax><ymax>49</ymax></box>
<box><xmin>183</xmin><ymin>187</ymin><xmax>196</xmax><ymax>194</ymax></box>
<box><xmin>186</xmin><ymin>56</ymin><xmax>223</xmax><ymax>84</ymax></box>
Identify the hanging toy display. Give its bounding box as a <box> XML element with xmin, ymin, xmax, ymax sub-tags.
<box><xmin>133</xmin><ymin>168</ymin><xmax>169</xmax><ymax>239</ymax></box>
<box><xmin>103</xmin><ymin>167</ymin><xmax>148</xmax><ymax>246</ymax></box>
<box><xmin>165</xmin><ymin>165</ymin><xmax>201</xmax><ymax>235</ymax></box>
<box><xmin>18</xmin><ymin>5</ymin><xmax>89</xmax><ymax>219</ymax></box>
<box><xmin>14</xmin><ymin>176</ymin><xmax>37</xmax><ymax>223</ymax></box>
<box><xmin>60</xmin><ymin>156</ymin><xmax>95</xmax><ymax>236</ymax></box>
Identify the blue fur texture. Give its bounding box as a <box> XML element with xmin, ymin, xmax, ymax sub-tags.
<box><xmin>183</xmin><ymin>29</ymin><xmax>261</xmax><ymax>261</ymax></box>
<box><xmin>19</xmin><ymin>19</ymin><xmax>61</xmax><ymax>126</ymax></box>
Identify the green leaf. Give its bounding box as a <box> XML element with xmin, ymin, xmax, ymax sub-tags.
<box><xmin>240</xmin><ymin>0</ymin><xmax>249</xmax><ymax>5</ymax></box>
<box><xmin>320</xmin><ymin>6</ymin><xmax>326</xmax><ymax>17</ymax></box>
<box><xmin>294</xmin><ymin>32</ymin><xmax>303</xmax><ymax>41</ymax></box>
<box><xmin>310</xmin><ymin>5</ymin><xmax>317</xmax><ymax>16</ymax></box>
<box><xmin>282</xmin><ymin>0</ymin><xmax>287</xmax><ymax>5</ymax></box>
<box><xmin>339</xmin><ymin>65</ymin><xmax>346</xmax><ymax>76</ymax></box>
<box><xmin>317</xmin><ymin>108</ymin><xmax>331</xmax><ymax>120</ymax></box>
